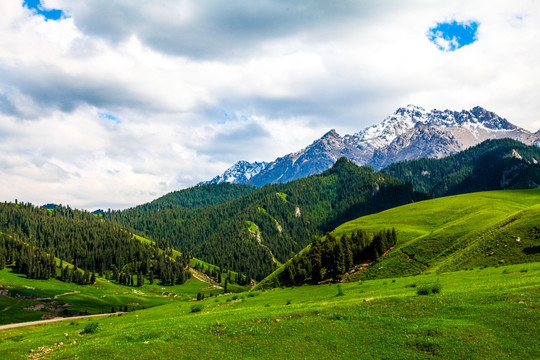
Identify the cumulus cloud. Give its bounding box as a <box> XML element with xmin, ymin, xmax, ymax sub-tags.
<box><xmin>0</xmin><ymin>0</ymin><xmax>539</xmax><ymax>210</ymax></box>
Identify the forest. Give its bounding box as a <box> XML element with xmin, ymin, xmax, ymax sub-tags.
<box><xmin>382</xmin><ymin>138</ymin><xmax>540</xmax><ymax>197</ymax></box>
<box><xmin>106</xmin><ymin>158</ymin><xmax>424</xmax><ymax>280</ymax></box>
<box><xmin>262</xmin><ymin>228</ymin><xmax>397</xmax><ymax>288</ymax></box>
<box><xmin>0</xmin><ymin>202</ymin><xmax>191</xmax><ymax>287</ymax></box>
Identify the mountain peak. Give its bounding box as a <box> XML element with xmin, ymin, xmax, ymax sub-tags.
<box><xmin>395</xmin><ymin>104</ymin><xmax>426</xmax><ymax>116</ymax></box>
<box><xmin>321</xmin><ymin>129</ymin><xmax>340</xmax><ymax>139</ymax></box>
<box><xmin>202</xmin><ymin>105</ymin><xmax>539</xmax><ymax>186</ymax></box>
<box><xmin>201</xmin><ymin>160</ymin><xmax>268</xmax><ymax>185</ymax></box>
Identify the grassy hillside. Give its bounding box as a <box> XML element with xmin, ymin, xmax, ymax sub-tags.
<box><xmin>257</xmin><ymin>189</ymin><xmax>540</xmax><ymax>288</ymax></box>
<box><xmin>0</xmin><ymin>230</ymin><xmax>245</xmax><ymax>326</ymax></box>
<box><xmin>1</xmin><ymin>262</ymin><xmax>538</xmax><ymax>359</ymax></box>
<box><xmin>334</xmin><ymin>189</ymin><xmax>540</xmax><ymax>279</ymax></box>
<box><xmin>0</xmin><ymin>265</ymin><xmax>213</xmax><ymax>326</ymax></box>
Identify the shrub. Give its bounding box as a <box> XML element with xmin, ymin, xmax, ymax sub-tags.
<box><xmin>190</xmin><ymin>304</ymin><xmax>203</xmax><ymax>313</ymax></box>
<box><xmin>416</xmin><ymin>285</ymin><xmax>431</xmax><ymax>296</ymax></box>
<box><xmin>82</xmin><ymin>322</ymin><xmax>99</xmax><ymax>334</ymax></box>
<box><xmin>417</xmin><ymin>282</ymin><xmax>442</xmax><ymax>295</ymax></box>
<box><xmin>336</xmin><ymin>284</ymin><xmax>345</xmax><ymax>297</ymax></box>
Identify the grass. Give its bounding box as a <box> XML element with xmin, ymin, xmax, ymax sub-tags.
<box><xmin>335</xmin><ymin>189</ymin><xmax>540</xmax><ymax>279</ymax></box>
<box><xmin>0</xmin><ymin>262</ymin><xmax>538</xmax><ymax>359</ymax></box>
<box><xmin>276</xmin><ymin>192</ymin><xmax>288</xmax><ymax>202</ymax></box>
<box><xmin>258</xmin><ymin>189</ymin><xmax>540</xmax><ymax>288</ymax></box>
<box><xmin>0</xmin><ymin>265</ymin><xmax>215</xmax><ymax>325</ymax></box>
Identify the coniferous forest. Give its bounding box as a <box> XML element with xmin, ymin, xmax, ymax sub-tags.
<box><xmin>262</xmin><ymin>229</ymin><xmax>397</xmax><ymax>288</ymax></box>
<box><xmin>0</xmin><ymin>202</ymin><xmax>191</xmax><ymax>286</ymax></box>
<box><xmin>106</xmin><ymin>158</ymin><xmax>425</xmax><ymax>280</ymax></box>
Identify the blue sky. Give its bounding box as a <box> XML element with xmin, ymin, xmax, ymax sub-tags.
<box><xmin>23</xmin><ymin>0</ymin><xmax>64</xmax><ymax>21</ymax></box>
<box><xmin>0</xmin><ymin>1</ymin><xmax>539</xmax><ymax>210</ymax></box>
<box><xmin>428</xmin><ymin>20</ymin><xmax>479</xmax><ymax>51</ymax></box>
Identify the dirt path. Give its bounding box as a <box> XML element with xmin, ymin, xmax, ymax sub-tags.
<box><xmin>53</xmin><ymin>291</ymin><xmax>80</xmax><ymax>299</ymax></box>
<box><xmin>0</xmin><ymin>312</ymin><xmax>124</xmax><ymax>331</ymax></box>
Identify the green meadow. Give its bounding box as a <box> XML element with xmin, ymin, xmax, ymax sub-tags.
<box><xmin>0</xmin><ymin>265</ymin><xmax>214</xmax><ymax>326</ymax></box>
<box><xmin>257</xmin><ymin>189</ymin><xmax>540</xmax><ymax>288</ymax></box>
<box><xmin>333</xmin><ymin>189</ymin><xmax>540</xmax><ymax>279</ymax></box>
<box><xmin>1</xmin><ymin>262</ymin><xmax>538</xmax><ymax>359</ymax></box>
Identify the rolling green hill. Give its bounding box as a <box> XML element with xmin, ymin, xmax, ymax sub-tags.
<box><xmin>337</xmin><ymin>189</ymin><xmax>540</xmax><ymax>278</ymax></box>
<box><xmin>258</xmin><ymin>189</ymin><xmax>540</xmax><ymax>288</ymax></box>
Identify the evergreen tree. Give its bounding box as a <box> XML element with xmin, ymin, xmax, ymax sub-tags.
<box><xmin>309</xmin><ymin>236</ymin><xmax>323</xmax><ymax>284</ymax></box>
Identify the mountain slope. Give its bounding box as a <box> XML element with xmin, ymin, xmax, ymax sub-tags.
<box><xmin>381</xmin><ymin>138</ymin><xmax>540</xmax><ymax>197</ymax></box>
<box><xmin>203</xmin><ymin>105</ymin><xmax>540</xmax><ymax>186</ymax></box>
<box><xmin>108</xmin><ymin>159</ymin><xmax>425</xmax><ymax>280</ymax></box>
<box><xmin>257</xmin><ymin>189</ymin><xmax>540</xmax><ymax>288</ymax></box>
<box><xmin>131</xmin><ymin>183</ymin><xmax>257</xmax><ymax>212</ymax></box>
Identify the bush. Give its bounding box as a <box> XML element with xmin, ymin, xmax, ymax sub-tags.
<box><xmin>417</xmin><ymin>282</ymin><xmax>442</xmax><ymax>295</ymax></box>
<box><xmin>82</xmin><ymin>322</ymin><xmax>99</xmax><ymax>334</ymax></box>
<box><xmin>416</xmin><ymin>285</ymin><xmax>431</xmax><ymax>296</ymax></box>
<box><xmin>190</xmin><ymin>304</ymin><xmax>203</xmax><ymax>313</ymax></box>
<box><xmin>336</xmin><ymin>284</ymin><xmax>345</xmax><ymax>297</ymax></box>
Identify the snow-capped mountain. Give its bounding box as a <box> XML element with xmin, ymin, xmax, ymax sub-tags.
<box><xmin>204</xmin><ymin>160</ymin><xmax>269</xmax><ymax>185</ymax></box>
<box><xmin>202</xmin><ymin>105</ymin><xmax>540</xmax><ymax>186</ymax></box>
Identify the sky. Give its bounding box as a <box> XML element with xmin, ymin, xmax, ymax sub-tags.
<box><xmin>0</xmin><ymin>1</ymin><xmax>539</xmax><ymax>211</ymax></box>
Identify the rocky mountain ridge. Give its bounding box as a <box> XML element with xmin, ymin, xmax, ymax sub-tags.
<box><xmin>203</xmin><ymin>105</ymin><xmax>540</xmax><ymax>186</ymax></box>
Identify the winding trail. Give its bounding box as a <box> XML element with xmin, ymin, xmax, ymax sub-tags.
<box><xmin>0</xmin><ymin>312</ymin><xmax>124</xmax><ymax>331</ymax></box>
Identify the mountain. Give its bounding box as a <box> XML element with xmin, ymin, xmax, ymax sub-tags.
<box><xmin>204</xmin><ymin>161</ymin><xmax>269</xmax><ymax>185</ymax></box>
<box><xmin>132</xmin><ymin>183</ymin><xmax>257</xmax><ymax>212</ymax></box>
<box><xmin>203</xmin><ymin>105</ymin><xmax>540</xmax><ymax>186</ymax></box>
<box><xmin>381</xmin><ymin>138</ymin><xmax>540</xmax><ymax>197</ymax></box>
<box><xmin>108</xmin><ymin>159</ymin><xmax>425</xmax><ymax>280</ymax></box>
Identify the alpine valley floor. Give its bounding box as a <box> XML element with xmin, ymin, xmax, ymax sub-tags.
<box><xmin>1</xmin><ymin>262</ymin><xmax>538</xmax><ymax>359</ymax></box>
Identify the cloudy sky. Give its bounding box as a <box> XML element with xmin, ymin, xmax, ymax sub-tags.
<box><xmin>1</xmin><ymin>0</ymin><xmax>539</xmax><ymax>210</ymax></box>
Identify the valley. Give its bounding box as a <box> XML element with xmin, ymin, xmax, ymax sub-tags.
<box><xmin>1</xmin><ymin>263</ymin><xmax>538</xmax><ymax>359</ymax></box>
<box><xmin>1</xmin><ymin>137</ymin><xmax>539</xmax><ymax>359</ymax></box>
<box><xmin>3</xmin><ymin>1</ymin><xmax>539</xmax><ymax>358</ymax></box>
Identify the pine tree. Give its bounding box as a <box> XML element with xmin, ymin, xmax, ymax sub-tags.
<box><xmin>309</xmin><ymin>236</ymin><xmax>323</xmax><ymax>284</ymax></box>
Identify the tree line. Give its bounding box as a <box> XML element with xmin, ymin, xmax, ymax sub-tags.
<box><xmin>281</xmin><ymin>228</ymin><xmax>397</xmax><ymax>287</ymax></box>
<box><xmin>0</xmin><ymin>202</ymin><xmax>190</xmax><ymax>287</ymax></box>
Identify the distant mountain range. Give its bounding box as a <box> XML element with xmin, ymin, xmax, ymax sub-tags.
<box><xmin>202</xmin><ymin>105</ymin><xmax>540</xmax><ymax>186</ymax></box>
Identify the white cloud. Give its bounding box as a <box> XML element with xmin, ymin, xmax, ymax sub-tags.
<box><xmin>0</xmin><ymin>0</ymin><xmax>539</xmax><ymax>209</ymax></box>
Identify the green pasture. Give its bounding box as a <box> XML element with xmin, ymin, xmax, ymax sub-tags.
<box><xmin>1</xmin><ymin>262</ymin><xmax>538</xmax><ymax>359</ymax></box>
